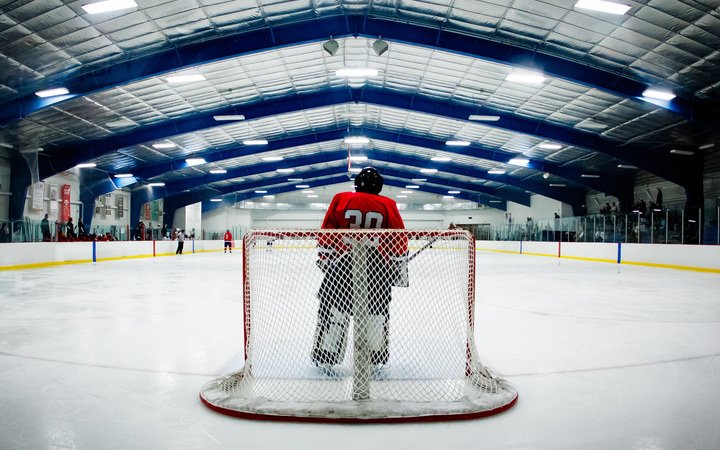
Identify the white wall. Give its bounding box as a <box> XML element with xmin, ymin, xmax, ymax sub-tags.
<box><xmin>90</xmin><ymin>190</ymin><xmax>131</xmax><ymax>233</ymax></box>
<box><xmin>24</xmin><ymin>172</ymin><xmax>81</xmax><ymax>222</ymax></box>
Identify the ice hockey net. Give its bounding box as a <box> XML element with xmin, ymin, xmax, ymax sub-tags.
<box><xmin>200</xmin><ymin>229</ymin><xmax>517</xmax><ymax>422</ymax></box>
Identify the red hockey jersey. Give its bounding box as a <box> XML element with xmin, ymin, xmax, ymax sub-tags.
<box><xmin>224</xmin><ymin>231</ymin><xmax>233</xmax><ymax>241</ymax></box>
<box><xmin>319</xmin><ymin>191</ymin><xmax>407</xmax><ymax>258</ymax></box>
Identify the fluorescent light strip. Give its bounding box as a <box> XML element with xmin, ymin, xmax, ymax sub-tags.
<box><xmin>538</xmin><ymin>143</ymin><xmax>562</xmax><ymax>150</ymax></box>
<box><xmin>488</xmin><ymin>169</ymin><xmax>506</xmax><ymax>175</ymax></box>
<box><xmin>185</xmin><ymin>158</ymin><xmax>206</xmax><ymax>166</ymax></box>
<box><xmin>349</xmin><ymin>168</ymin><xmax>362</xmax><ymax>173</ymax></box>
<box><xmin>114</xmin><ymin>173</ymin><xmax>133</xmax><ymax>178</ymax></box>
<box><xmin>76</xmin><ymin>163</ymin><xmax>97</xmax><ymax>168</ymax></box>
<box><xmin>508</xmin><ymin>158</ymin><xmax>529</xmax><ymax>166</ymax></box>
<box><xmin>213</xmin><ymin>115</ymin><xmax>245</xmax><ymax>121</ymax></box>
<box><xmin>295</xmin><ymin>185</ymin><xmax>310</xmax><ymax>189</ymax></box>
<box><xmin>262</xmin><ymin>156</ymin><xmax>283</xmax><ymax>162</ymax></box>
<box><xmin>209</xmin><ymin>169</ymin><xmax>227</xmax><ymax>174</ymax></box>
<box><xmin>210</xmin><ymin>198</ymin><xmax>222</xmax><ymax>202</ymax></box>
<box><xmin>82</xmin><ymin>0</ymin><xmax>137</xmax><ymax>14</ymax></box>
<box><xmin>152</xmin><ymin>143</ymin><xmax>176</xmax><ymax>149</ymax></box>
<box><xmin>489</xmin><ymin>200</ymin><xmax>502</xmax><ymax>203</ymax></box>
<box><xmin>642</xmin><ymin>89</ymin><xmax>675</xmax><ymax>101</ymax></box>
<box><xmin>575</xmin><ymin>0</ymin><xmax>630</xmax><ymax>15</ymax></box>
<box><xmin>699</xmin><ymin>143</ymin><xmax>715</xmax><ymax>150</ymax></box>
<box><xmin>506</xmin><ymin>72</ymin><xmax>545</xmax><ymax>84</ymax></box>
<box><xmin>549</xmin><ymin>183</ymin><xmax>566</xmax><ymax>187</ymax></box>
<box><xmin>349</xmin><ymin>155</ymin><xmax>368</xmax><ymax>162</ymax></box>
<box><xmin>581</xmin><ymin>174</ymin><xmax>600</xmax><ymax>178</ymax></box>
<box><xmin>617</xmin><ymin>164</ymin><xmax>637</xmax><ymax>169</ymax></box>
<box><xmin>400</xmin><ymin>191</ymin><xmax>413</xmax><ymax>194</ymax></box>
<box><xmin>396</xmin><ymin>195</ymin><xmax>407</xmax><ymax>198</ymax></box>
<box><xmin>165</xmin><ymin>74</ymin><xmax>206</xmax><ymax>84</ymax></box>
<box><xmin>244</xmin><ymin>139</ymin><xmax>268</xmax><ymax>145</ymax></box>
<box><xmin>287</xmin><ymin>178</ymin><xmax>303</xmax><ymax>182</ymax></box>
<box><xmin>411</xmin><ymin>178</ymin><xmax>426</xmax><ymax>182</ymax></box>
<box><xmin>148</xmin><ymin>182</ymin><xmax>165</xmax><ymax>187</ymax></box>
<box><xmin>344</xmin><ymin>137</ymin><xmax>370</xmax><ymax>145</ymax></box>
<box><xmin>468</xmin><ymin>115</ymin><xmax>500</xmax><ymax>121</ymax></box>
<box><xmin>336</xmin><ymin>68</ymin><xmax>378</xmax><ymax>77</ymax></box>
<box><xmin>276</xmin><ymin>168</ymin><xmax>295</xmax><ymax>173</ymax></box>
<box><xmin>443</xmin><ymin>195</ymin><xmax>454</xmax><ymax>199</ymax></box>
<box><xmin>448</xmin><ymin>190</ymin><xmax>461</xmax><ymax>194</ymax></box>
<box><xmin>420</xmin><ymin>168</ymin><xmax>438</xmax><ymax>174</ymax></box>
<box><xmin>35</xmin><ymin>87</ymin><xmax>69</xmax><ymax>98</ymax></box>
<box><xmin>254</xmin><ymin>190</ymin><xmax>267</xmax><ymax>194</ymax></box>
<box><xmin>405</xmin><ymin>185</ymin><xmax>420</xmax><ymax>189</ymax></box>
<box><xmin>670</xmin><ymin>149</ymin><xmax>695</xmax><ymax>156</ymax></box>
<box><xmin>446</xmin><ymin>140</ymin><xmax>471</xmax><ymax>146</ymax></box>
<box><xmin>301</xmin><ymin>190</ymin><xmax>315</xmax><ymax>194</ymax></box>
<box><xmin>431</xmin><ymin>156</ymin><xmax>452</xmax><ymax>162</ymax></box>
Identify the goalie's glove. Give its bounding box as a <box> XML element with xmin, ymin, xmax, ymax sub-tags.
<box><xmin>316</xmin><ymin>245</ymin><xmax>339</xmax><ymax>273</ymax></box>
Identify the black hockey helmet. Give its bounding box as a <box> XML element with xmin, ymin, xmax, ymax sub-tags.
<box><xmin>354</xmin><ymin>167</ymin><xmax>384</xmax><ymax>194</ymax></box>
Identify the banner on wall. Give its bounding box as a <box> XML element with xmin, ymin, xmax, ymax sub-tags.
<box><xmin>32</xmin><ymin>182</ymin><xmax>44</xmax><ymax>210</ymax></box>
<box><xmin>61</xmin><ymin>184</ymin><xmax>71</xmax><ymax>222</ymax></box>
<box><xmin>143</xmin><ymin>202</ymin><xmax>151</xmax><ymax>221</ymax></box>
<box><xmin>49</xmin><ymin>184</ymin><xmax>58</xmax><ymax>214</ymax></box>
<box><xmin>151</xmin><ymin>201</ymin><xmax>159</xmax><ymax>222</ymax></box>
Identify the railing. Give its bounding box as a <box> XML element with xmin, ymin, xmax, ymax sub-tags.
<box><xmin>482</xmin><ymin>207</ymin><xmax>720</xmax><ymax>245</ymax></box>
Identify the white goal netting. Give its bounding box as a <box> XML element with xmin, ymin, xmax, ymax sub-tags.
<box><xmin>200</xmin><ymin>229</ymin><xmax>517</xmax><ymax>422</ymax></box>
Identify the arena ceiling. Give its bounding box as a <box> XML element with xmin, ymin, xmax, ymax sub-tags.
<box><xmin>1</xmin><ymin>0</ymin><xmax>719</xmax><ymax>224</ymax></box>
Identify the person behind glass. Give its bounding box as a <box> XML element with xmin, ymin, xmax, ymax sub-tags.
<box><xmin>0</xmin><ymin>223</ymin><xmax>9</xmax><ymax>243</ymax></box>
<box><xmin>311</xmin><ymin>167</ymin><xmax>407</xmax><ymax>367</ymax></box>
<box><xmin>223</xmin><ymin>229</ymin><xmax>233</xmax><ymax>253</ymax></box>
<box><xmin>176</xmin><ymin>228</ymin><xmax>185</xmax><ymax>255</ymax></box>
<box><xmin>66</xmin><ymin>217</ymin><xmax>76</xmax><ymax>240</ymax></box>
<box><xmin>41</xmin><ymin>214</ymin><xmax>51</xmax><ymax>241</ymax></box>
<box><xmin>77</xmin><ymin>217</ymin><xmax>86</xmax><ymax>238</ymax></box>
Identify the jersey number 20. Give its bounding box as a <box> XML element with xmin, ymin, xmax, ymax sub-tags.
<box><xmin>345</xmin><ymin>210</ymin><xmax>384</xmax><ymax>228</ymax></box>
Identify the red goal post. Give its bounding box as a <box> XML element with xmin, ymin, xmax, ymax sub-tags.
<box><xmin>201</xmin><ymin>229</ymin><xmax>517</xmax><ymax>422</ymax></box>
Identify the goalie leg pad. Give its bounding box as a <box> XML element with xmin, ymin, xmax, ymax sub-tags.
<box><xmin>367</xmin><ymin>314</ymin><xmax>389</xmax><ymax>365</ymax></box>
<box><xmin>311</xmin><ymin>305</ymin><xmax>350</xmax><ymax>366</ymax></box>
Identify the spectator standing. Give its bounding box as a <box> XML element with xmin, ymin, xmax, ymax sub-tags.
<box><xmin>0</xmin><ymin>223</ymin><xmax>9</xmax><ymax>243</ymax></box>
<box><xmin>223</xmin><ymin>229</ymin><xmax>233</xmax><ymax>253</ymax></box>
<box><xmin>176</xmin><ymin>229</ymin><xmax>185</xmax><ymax>255</ymax></box>
<box><xmin>41</xmin><ymin>214</ymin><xmax>51</xmax><ymax>241</ymax></box>
<box><xmin>66</xmin><ymin>217</ymin><xmax>76</xmax><ymax>240</ymax></box>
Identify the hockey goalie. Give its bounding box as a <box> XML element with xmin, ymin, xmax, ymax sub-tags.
<box><xmin>312</xmin><ymin>167</ymin><xmax>408</xmax><ymax>367</ymax></box>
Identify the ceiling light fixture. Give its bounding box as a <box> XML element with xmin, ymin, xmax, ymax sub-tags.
<box><xmin>445</xmin><ymin>140</ymin><xmax>471</xmax><ymax>146</ymax></box>
<box><xmin>489</xmin><ymin>200</ymin><xmax>502</xmax><ymax>203</ymax></box>
<box><xmin>213</xmin><ymin>115</ymin><xmax>245</xmax><ymax>121</ymax></box>
<box><xmin>431</xmin><ymin>156</ymin><xmax>452</xmax><ymax>162</ymax></box>
<box><xmin>538</xmin><ymin>143</ymin><xmax>562</xmax><ymax>150</ymax></box>
<box><xmin>581</xmin><ymin>174</ymin><xmax>600</xmax><ymax>178</ymax></box>
<box><xmin>420</xmin><ymin>168</ymin><xmax>438</xmax><ymax>174</ymax></box>
<box><xmin>336</xmin><ymin>68</ymin><xmax>378</xmax><ymax>77</ymax></box>
<box><xmin>508</xmin><ymin>158</ymin><xmax>529</xmax><ymax>166</ymax></box>
<box><xmin>468</xmin><ymin>115</ymin><xmax>500</xmax><ymax>121</ymax></box>
<box><xmin>349</xmin><ymin>167</ymin><xmax>362</xmax><ymax>173</ymax></box>
<box><xmin>276</xmin><ymin>168</ymin><xmax>295</xmax><ymax>173</ymax></box>
<box><xmin>209</xmin><ymin>169</ymin><xmax>227</xmax><ymax>174</ymax></box>
<box><xmin>574</xmin><ymin>0</ymin><xmax>631</xmax><ymax>15</ymax></box>
<box><xmin>76</xmin><ymin>163</ymin><xmax>97</xmax><ymax>168</ymax></box>
<box><xmin>165</xmin><ymin>74</ymin><xmax>206</xmax><ymax>84</ymax></box>
<box><xmin>288</xmin><ymin>178</ymin><xmax>303</xmax><ymax>182</ymax></box>
<box><xmin>106</xmin><ymin>118</ymin><xmax>136</xmax><ymax>128</ymax></box>
<box><xmin>262</xmin><ymin>156</ymin><xmax>283</xmax><ymax>162</ymax></box>
<box><xmin>642</xmin><ymin>89</ymin><xmax>676</xmax><ymax>101</ymax></box>
<box><xmin>669</xmin><ymin>149</ymin><xmax>695</xmax><ymax>156</ymax></box>
<box><xmin>344</xmin><ymin>136</ymin><xmax>370</xmax><ymax>145</ymax></box>
<box><xmin>302</xmin><ymin>190</ymin><xmax>315</xmax><ymax>194</ymax></box>
<box><xmin>185</xmin><ymin>157</ymin><xmax>206</xmax><ymax>166</ymax></box>
<box><xmin>372</xmin><ymin>38</ymin><xmax>389</xmax><ymax>56</ymax></box>
<box><xmin>443</xmin><ymin>195</ymin><xmax>454</xmax><ymax>199</ymax></box>
<box><xmin>405</xmin><ymin>185</ymin><xmax>420</xmax><ymax>189</ymax></box>
<box><xmin>296</xmin><ymin>185</ymin><xmax>310</xmax><ymax>189</ymax></box>
<box><xmin>617</xmin><ymin>164</ymin><xmax>637</xmax><ymax>169</ymax></box>
<box><xmin>549</xmin><ymin>183</ymin><xmax>566</xmax><ymax>187</ymax></box>
<box><xmin>35</xmin><ymin>87</ymin><xmax>69</xmax><ymax>98</ymax></box>
<box><xmin>82</xmin><ymin>0</ymin><xmax>137</xmax><ymax>14</ymax></box>
<box><xmin>152</xmin><ymin>142</ymin><xmax>176</xmax><ymax>149</ymax></box>
<box><xmin>323</xmin><ymin>37</ymin><xmax>339</xmax><ymax>56</ymax></box>
<box><xmin>254</xmin><ymin>190</ymin><xmax>267</xmax><ymax>194</ymax></box>
<box><xmin>400</xmin><ymin>191</ymin><xmax>413</xmax><ymax>194</ymax></box>
<box><xmin>349</xmin><ymin>155</ymin><xmax>368</xmax><ymax>162</ymax></box>
<box><xmin>148</xmin><ymin>182</ymin><xmax>165</xmax><ymax>187</ymax></box>
<box><xmin>114</xmin><ymin>173</ymin><xmax>133</xmax><ymax>178</ymax></box>
<box><xmin>506</xmin><ymin>71</ymin><xmax>546</xmax><ymax>84</ymax></box>
<box><xmin>448</xmin><ymin>190</ymin><xmax>461</xmax><ymax>194</ymax></box>
<box><xmin>488</xmin><ymin>169</ymin><xmax>506</xmax><ymax>175</ymax></box>
<box><xmin>210</xmin><ymin>198</ymin><xmax>222</xmax><ymax>202</ymax></box>
<box><xmin>543</xmin><ymin>172</ymin><xmax>550</xmax><ymax>179</ymax></box>
<box><xmin>699</xmin><ymin>143</ymin><xmax>715</xmax><ymax>150</ymax></box>
<box><xmin>244</xmin><ymin>139</ymin><xmax>268</xmax><ymax>145</ymax></box>
<box><xmin>396</xmin><ymin>195</ymin><xmax>407</xmax><ymax>198</ymax></box>
<box><xmin>411</xmin><ymin>178</ymin><xmax>427</xmax><ymax>182</ymax></box>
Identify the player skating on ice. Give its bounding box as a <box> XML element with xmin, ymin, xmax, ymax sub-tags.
<box><xmin>312</xmin><ymin>167</ymin><xmax>408</xmax><ymax>367</ymax></box>
<box><xmin>223</xmin><ymin>229</ymin><xmax>233</xmax><ymax>253</ymax></box>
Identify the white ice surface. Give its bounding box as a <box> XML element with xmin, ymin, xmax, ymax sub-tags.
<box><xmin>1</xmin><ymin>251</ymin><xmax>719</xmax><ymax>449</ymax></box>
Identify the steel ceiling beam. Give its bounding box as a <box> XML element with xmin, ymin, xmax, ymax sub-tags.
<box><xmin>0</xmin><ymin>16</ymin><xmax>704</xmax><ymax>126</ymax></box>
